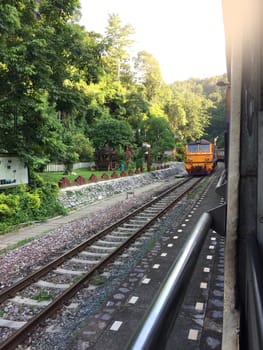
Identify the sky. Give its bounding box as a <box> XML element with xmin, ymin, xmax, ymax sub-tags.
<box><xmin>78</xmin><ymin>0</ymin><xmax>227</xmax><ymax>83</ymax></box>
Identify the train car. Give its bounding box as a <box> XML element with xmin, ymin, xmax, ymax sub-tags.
<box><xmin>184</xmin><ymin>139</ymin><xmax>217</xmax><ymax>175</ymax></box>
<box><xmin>216</xmin><ymin>147</ymin><xmax>225</xmax><ymax>162</ymax></box>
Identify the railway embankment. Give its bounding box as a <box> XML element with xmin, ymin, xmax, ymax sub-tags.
<box><xmin>59</xmin><ymin>162</ymin><xmax>188</xmax><ymax>209</ymax></box>
<box><xmin>0</xmin><ymin>163</ymin><xmax>187</xmax><ymax>252</ymax></box>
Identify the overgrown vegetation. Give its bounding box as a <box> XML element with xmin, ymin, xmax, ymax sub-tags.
<box><xmin>31</xmin><ymin>290</ymin><xmax>53</xmax><ymax>302</ymax></box>
<box><xmin>0</xmin><ymin>181</ymin><xmax>66</xmax><ymax>234</ymax></box>
<box><xmin>90</xmin><ymin>271</ymin><xmax>107</xmax><ymax>286</ymax></box>
<box><xmin>0</xmin><ymin>1</ymin><xmax>226</xmax><ymax>233</ymax></box>
<box><xmin>0</xmin><ymin>1</ymin><xmax>226</xmax><ymax>179</ymax></box>
<box><xmin>0</xmin><ymin>237</ymin><xmax>34</xmax><ymax>254</ymax></box>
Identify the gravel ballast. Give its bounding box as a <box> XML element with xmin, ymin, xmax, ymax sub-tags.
<box><xmin>0</xmin><ymin>163</ymin><xmax>188</xmax><ymax>290</ymax></box>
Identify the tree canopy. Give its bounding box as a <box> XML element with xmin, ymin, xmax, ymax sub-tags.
<box><xmin>89</xmin><ymin>117</ymin><xmax>134</xmax><ymax>150</ymax></box>
<box><xmin>0</xmin><ymin>2</ymin><xmax>226</xmax><ymax>178</ymax></box>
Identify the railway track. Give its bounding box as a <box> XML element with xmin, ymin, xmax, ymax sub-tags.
<box><xmin>0</xmin><ymin>176</ymin><xmax>204</xmax><ymax>350</ymax></box>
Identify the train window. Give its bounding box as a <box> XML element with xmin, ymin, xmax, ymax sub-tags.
<box><xmin>188</xmin><ymin>145</ymin><xmax>198</xmax><ymax>152</ymax></box>
<box><xmin>199</xmin><ymin>144</ymin><xmax>210</xmax><ymax>152</ymax></box>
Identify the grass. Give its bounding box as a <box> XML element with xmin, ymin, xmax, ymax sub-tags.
<box><xmin>90</xmin><ymin>271</ymin><xmax>106</xmax><ymax>286</ymax></box>
<box><xmin>31</xmin><ymin>290</ymin><xmax>52</xmax><ymax>302</ymax></box>
<box><xmin>0</xmin><ymin>237</ymin><xmax>36</xmax><ymax>255</ymax></box>
<box><xmin>37</xmin><ymin>168</ymin><xmax>127</xmax><ymax>184</ymax></box>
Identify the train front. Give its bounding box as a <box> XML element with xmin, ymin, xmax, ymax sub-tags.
<box><xmin>184</xmin><ymin>139</ymin><xmax>215</xmax><ymax>175</ymax></box>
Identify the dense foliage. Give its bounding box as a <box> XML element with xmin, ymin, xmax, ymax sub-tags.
<box><xmin>0</xmin><ymin>1</ymin><xmax>227</xmax><ymax>174</ymax></box>
<box><xmin>0</xmin><ymin>180</ymin><xmax>66</xmax><ymax>233</ymax></box>
<box><xmin>0</xmin><ymin>0</ymin><xmax>225</xmax><ymax>169</ymax></box>
<box><xmin>0</xmin><ymin>1</ymin><xmax>227</xmax><ymax>232</ymax></box>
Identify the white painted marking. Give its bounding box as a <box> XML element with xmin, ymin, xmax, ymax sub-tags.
<box><xmin>185</xmin><ymin>219</ymin><xmax>189</xmax><ymax>222</ymax></box>
<box><xmin>167</xmin><ymin>243</ymin><xmax>173</xmax><ymax>247</ymax></box>
<box><xmin>209</xmin><ymin>245</ymin><xmax>215</xmax><ymax>250</ymax></box>
<box><xmin>161</xmin><ymin>252</ymin><xmax>167</xmax><ymax>257</ymax></box>
<box><xmin>188</xmin><ymin>329</ymin><xmax>199</xmax><ymax>340</ymax></box>
<box><xmin>200</xmin><ymin>282</ymin><xmax>207</xmax><ymax>289</ymax></box>
<box><xmin>54</xmin><ymin>268</ymin><xmax>85</xmax><ymax>276</ymax></box>
<box><xmin>11</xmin><ymin>296</ymin><xmax>51</xmax><ymax>307</ymax></box>
<box><xmin>46</xmin><ymin>324</ymin><xmax>62</xmax><ymax>333</ymax></box>
<box><xmin>182</xmin><ymin>224</ymin><xmax>186</xmax><ymax>227</ymax></box>
<box><xmin>195</xmin><ymin>302</ymin><xmax>204</xmax><ymax>311</ymax></box>
<box><xmin>65</xmin><ymin>303</ymin><xmax>79</xmax><ymax>309</ymax></box>
<box><xmin>173</xmin><ymin>236</ymin><xmax>178</xmax><ymax>239</ymax></box>
<box><xmin>207</xmin><ymin>255</ymin><xmax>213</xmax><ymax>260</ymax></box>
<box><xmin>110</xmin><ymin>321</ymin><xmax>123</xmax><ymax>331</ymax></box>
<box><xmin>203</xmin><ymin>267</ymin><xmax>210</xmax><ymax>273</ymax></box>
<box><xmin>129</xmin><ymin>296</ymin><xmax>139</xmax><ymax>304</ymax></box>
<box><xmin>188</xmin><ymin>214</ymin><xmax>192</xmax><ymax>217</ymax></box>
<box><xmin>142</xmin><ymin>278</ymin><xmax>151</xmax><ymax>284</ymax></box>
<box><xmin>35</xmin><ymin>280</ymin><xmax>70</xmax><ymax>289</ymax></box>
<box><xmin>177</xmin><ymin>229</ymin><xmax>183</xmax><ymax>232</ymax></box>
<box><xmin>153</xmin><ymin>264</ymin><xmax>160</xmax><ymax>269</ymax></box>
<box><xmin>0</xmin><ymin>318</ymin><xmax>26</xmax><ymax>329</ymax></box>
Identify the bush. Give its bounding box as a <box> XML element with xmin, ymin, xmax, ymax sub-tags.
<box><xmin>35</xmin><ymin>183</ymin><xmax>66</xmax><ymax>218</ymax></box>
<box><xmin>19</xmin><ymin>191</ymin><xmax>41</xmax><ymax>210</ymax></box>
<box><xmin>0</xmin><ymin>181</ymin><xmax>66</xmax><ymax>233</ymax></box>
<box><xmin>0</xmin><ymin>193</ymin><xmax>20</xmax><ymax>216</ymax></box>
<box><xmin>0</xmin><ymin>203</ymin><xmax>12</xmax><ymax>217</ymax></box>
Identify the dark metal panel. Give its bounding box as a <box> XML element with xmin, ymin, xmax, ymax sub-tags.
<box><xmin>257</xmin><ymin>111</ymin><xmax>263</xmax><ymax>250</ymax></box>
<box><xmin>238</xmin><ymin>34</ymin><xmax>259</xmax><ymax>239</ymax></box>
<box><xmin>208</xmin><ymin>203</ymin><xmax>226</xmax><ymax>237</ymax></box>
<box><xmin>240</xmin><ymin>237</ymin><xmax>263</xmax><ymax>350</ymax></box>
<box><xmin>238</xmin><ymin>178</ymin><xmax>257</xmax><ymax>236</ymax></box>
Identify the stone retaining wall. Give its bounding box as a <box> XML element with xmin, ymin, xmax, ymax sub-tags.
<box><xmin>59</xmin><ymin>162</ymin><xmax>187</xmax><ymax>209</ymax></box>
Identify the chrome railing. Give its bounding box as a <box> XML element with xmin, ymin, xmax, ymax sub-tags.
<box><xmin>127</xmin><ymin>212</ymin><xmax>213</xmax><ymax>350</ymax></box>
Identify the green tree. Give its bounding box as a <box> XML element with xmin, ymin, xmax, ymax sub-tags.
<box><xmin>134</xmin><ymin>51</ymin><xmax>164</xmax><ymax>101</ymax></box>
<box><xmin>0</xmin><ymin>0</ymin><xmax>103</xmax><ymax>175</ymax></box>
<box><xmin>124</xmin><ymin>89</ymin><xmax>149</xmax><ymax>131</ymax></box>
<box><xmin>169</xmin><ymin>80</ymin><xmax>213</xmax><ymax>140</ymax></box>
<box><xmin>203</xmin><ymin>95</ymin><xmax>226</xmax><ymax>147</ymax></box>
<box><xmin>164</xmin><ymin>98</ymin><xmax>187</xmax><ymax>137</ymax></box>
<box><xmin>89</xmin><ymin>117</ymin><xmax>134</xmax><ymax>150</ymax></box>
<box><xmin>103</xmin><ymin>13</ymin><xmax>135</xmax><ymax>84</ymax></box>
<box><xmin>142</xmin><ymin>116</ymin><xmax>175</xmax><ymax>161</ymax></box>
<box><xmin>71</xmin><ymin>132</ymin><xmax>94</xmax><ymax>161</ymax></box>
<box><xmin>201</xmin><ymin>75</ymin><xmax>227</xmax><ymax>147</ymax></box>
<box><xmin>103</xmin><ymin>81</ymin><xmax>127</xmax><ymax>119</ymax></box>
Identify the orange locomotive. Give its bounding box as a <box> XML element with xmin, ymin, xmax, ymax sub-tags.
<box><xmin>184</xmin><ymin>139</ymin><xmax>217</xmax><ymax>175</ymax></box>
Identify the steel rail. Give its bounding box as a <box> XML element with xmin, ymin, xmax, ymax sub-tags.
<box><xmin>0</xmin><ymin>176</ymin><xmax>203</xmax><ymax>350</ymax></box>
<box><xmin>0</xmin><ymin>177</ymin><xmax>193</xmax><ymax>304</ymax></box>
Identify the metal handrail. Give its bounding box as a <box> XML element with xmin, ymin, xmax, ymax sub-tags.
<box><xmin>241</xmin><ymin>236</ymin><xmax>263</xmax><ymax>350</ymax></box>
<box><xmin>127</xmin><ymin>212</ymin><xmax>213</xmax><ymax>350</ymax></box>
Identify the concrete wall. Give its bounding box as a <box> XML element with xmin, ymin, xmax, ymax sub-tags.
<box><xmin>44</xmin><ymin>162</ymin><xmax>95</xmax><ymax>172</ymax></box>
